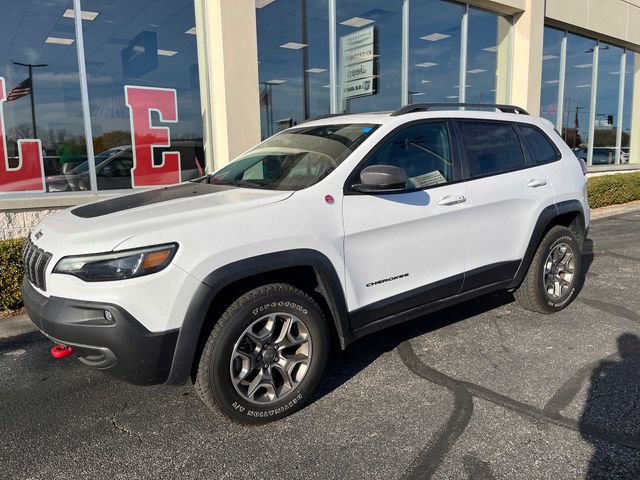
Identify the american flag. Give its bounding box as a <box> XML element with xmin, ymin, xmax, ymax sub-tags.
<box><xmin>7</xmin><ymin>77</ymin><xmax>31</xmax><ymax>102</ymax></box>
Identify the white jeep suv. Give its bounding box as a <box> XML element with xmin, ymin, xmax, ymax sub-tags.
<box><xmin>23</xmin><ymin>103</ymin><xmax>589</xmax><ymax>423</ymax></box>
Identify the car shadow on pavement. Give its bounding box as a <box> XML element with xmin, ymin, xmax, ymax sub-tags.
<box><xmin>313</xmin><ymin>240</ymin><xmax>597</xmax><ymax>407</ymax></box>
<box><xmin>579</xmin><ymin>333</ymin><xmax>640</xmax><ymax>479</ymax></box>
<box><xmin>313</xmin><ymin>290</ymin><xmax>516</xmax><ymax>404</ymax></box>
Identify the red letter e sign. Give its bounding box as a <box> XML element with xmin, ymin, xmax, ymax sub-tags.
<box><xmin>125</xmin><ymin>86</ymin><xmax>180</xmax><ymax>187</ymax></box>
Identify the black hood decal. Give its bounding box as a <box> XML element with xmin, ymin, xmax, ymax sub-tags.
<box><xmin>72</xmin><ymin>183</ymin><xmax>233</xmax><ymax>218</ymax></box>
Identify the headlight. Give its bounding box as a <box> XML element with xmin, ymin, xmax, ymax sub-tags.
<box><xmin>53</xmin><ymin>244</ymin><xmax>178</xmax><ymax>282</ymax></box>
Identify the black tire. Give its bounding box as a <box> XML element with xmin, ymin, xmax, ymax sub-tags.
<box><xmin>194</xmin><ymin>283</ymin><xmax>329</xmax><ymax>424</ymax></box>
<box><xmin>515</xmin><ymin>225</ymin><xmax>582</xmax><ymax>314</ymax></box>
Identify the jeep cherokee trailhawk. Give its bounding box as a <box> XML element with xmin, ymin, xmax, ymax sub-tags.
<box><xmin>23</xmin><ymin>103</ymin><xmax>589</xmax><ymax>423</ymax></box>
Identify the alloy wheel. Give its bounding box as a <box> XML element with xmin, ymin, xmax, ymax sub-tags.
<box><xmin>229</xmin><ymin>312</ymin><xmax>312</xmax><ymax>404</ymax></box>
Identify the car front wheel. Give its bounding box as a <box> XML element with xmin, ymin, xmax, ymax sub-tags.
<box><xmin>194</xmin><ymin>283</ymin><xmax>329</xmax><ymax>423</ymax></box>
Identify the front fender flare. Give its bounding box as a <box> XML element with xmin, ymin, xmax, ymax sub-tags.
<box><xmin>165</xmin><ymin>249</ymin><xmax>349</xmax><ymax>385</ymax></box>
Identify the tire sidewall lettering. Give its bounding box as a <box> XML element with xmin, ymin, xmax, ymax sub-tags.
<box><xmin>252</xmin><ymin>302</ymin><xmax>308</xmax><ymax>317</ymax></box>
<box><xmin>242</xmin><ymin>393</ymin><xmax>304</xmax><ymax>418</ymax></box>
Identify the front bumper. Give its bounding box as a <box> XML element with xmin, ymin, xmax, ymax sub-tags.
<box><xmin>22</xmin><ymin>277</ymin><xmax>179</xmax><ymax>385</ymax></box>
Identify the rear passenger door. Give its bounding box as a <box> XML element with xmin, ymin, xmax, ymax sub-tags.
<box><xmin>455</xmin><ymin>120</ymin><xmax>554</xmax><ymax>291</ymax></box>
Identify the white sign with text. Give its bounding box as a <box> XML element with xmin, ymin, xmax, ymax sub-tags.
<box><xmin>340</xmin><ymin>26</ymin><xmax>376</xmax><ymax>100</ymax></box>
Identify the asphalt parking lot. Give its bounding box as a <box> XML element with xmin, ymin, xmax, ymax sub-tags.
<box><xmin>2</xmin><ymin>209</ymin><xmax>640</xmax><ymax>480</ymax></box>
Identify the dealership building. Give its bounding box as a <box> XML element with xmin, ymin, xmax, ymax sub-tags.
<box><xmin>0</xmin><ymin>0</ymin><xmax>639</xmax><ymax>239</ymax></box>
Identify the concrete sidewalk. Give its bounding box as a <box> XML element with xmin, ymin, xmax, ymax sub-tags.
<box><xmin>1</xmin><ymin>201</ymin><xmax>639</xmax><ymax>341</ymax></box>
<box><xmin>0</xmin><ymin>314</ymin><xmax>36</xmax><ymax>339</ymax></box>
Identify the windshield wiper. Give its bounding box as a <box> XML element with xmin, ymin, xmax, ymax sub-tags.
<box><xmin>230</xmin><ymin>179</ymin><xmax>264</xmax><ymax>189</ymax></box>
<box><xmin>189</xmin><ymin>174</ymin><xmax>209</xmax><ymax>183</ymax></box>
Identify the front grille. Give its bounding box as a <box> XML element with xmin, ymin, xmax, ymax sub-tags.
<box><xmin>23</xmin><ymin>238</ymin><xmax>52</xmax><ymax>291</ymax></box>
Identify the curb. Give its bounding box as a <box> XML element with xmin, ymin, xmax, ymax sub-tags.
<box><xmin>590</xmin><ymin>200</ymin><xmax>640</xmax><ymax>220</ymax></box>
<box><xmin>0</xmin><ymin>314</ymin><xmax>37</xmax><ymax>340</ymax></box>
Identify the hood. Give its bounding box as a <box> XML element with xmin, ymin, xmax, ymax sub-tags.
<box><xmin>33</xmin><ymin>183</ymin><xmax>293</xmax><ymax>255</ymax></box>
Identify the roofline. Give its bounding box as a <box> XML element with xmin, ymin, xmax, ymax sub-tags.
<box><xmin>390</xmin><ymin>103</ymin><xmax>530</xmax><ymax>116</ymax></box>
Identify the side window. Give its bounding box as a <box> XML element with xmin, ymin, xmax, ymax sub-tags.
<box><xmin>518</xmin><ymin>125</ymin><xmax>560</xmax><ymax>164</ymax></box>
<box><xmin>458</xmin><ymin>121</ymin><xmax>525</xmax><ymax>178</ymax></box>
<box><xmin>362</xmin><ymin>122</ymin><xmax>453</xmax><ymax>189</ymax></box>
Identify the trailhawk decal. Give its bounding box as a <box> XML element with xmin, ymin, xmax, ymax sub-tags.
<box><xmin>366</xmin><ymin>273</ymin><xmax>409</xmax><ymax>288</ymax></box>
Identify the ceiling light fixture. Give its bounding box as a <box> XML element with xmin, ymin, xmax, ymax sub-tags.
<box><xmin>420</xmin><ymin>33</ymin><xmax>450</xmax><ymax>42</ymax></box>
<box><xmin>280</xmin><ymin>42</ymin><xmax>308</xmax><ymax>50</ymax></box>
<box><xmin>45</xmin><ymin>37</ymin><xmax>74</xmax><ymax>45</ymax></box>
<box><xmin>340</xmin><ymin>17</ymin><xmax>375</xmax><ymax>28</ymax></box>
<box><xmin>415</xmin><ymin>62</ymin><xmax>438</xmax><ymax>68</ymax></box>
<box><xmin>306</xmin><ymin>68</ymin><xmax>327</xmax><ymax>73</ymax></box>
<box><xmin>158</xmin><ymin>49</ymin><xmax>178</xmax><ymax>56</ymax></box>
<box><xmin>63</xmin><ymin>9</ymin><xmax>99</xmax><ymax>20</ymax></box>
<box><xmin>482</xmin><ymin>45</ymin><xmax>498</xmax><ymax>53</ymax></box>
<box><xmin>185</xmin><ymin>27</ymin><xmax>197</xmax><ymax>35</ymax></box>
<box><xmin>467</xmin><ymin>69</ymin><xmax>486</xmax><ymax>74</ymax></box>
<box><xmin>267</xmin><ymin>79</ymin><xmax>286</xmax><ymax>85</ymax></box>
<box><xmin>256</xmin><ymin>0</ymin><xmax>276</xmax><ymax>8</ymax></box>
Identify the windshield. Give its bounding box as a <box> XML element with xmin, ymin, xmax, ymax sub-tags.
<box><xmin>209</xmin><ymin>123</ymin><xmax>378</xmax><ymax>191</ymax></box>
<box><xmin>70</xmin><ymin>148</ymin><xmax>125</xmax><ymax>174</ymax></box>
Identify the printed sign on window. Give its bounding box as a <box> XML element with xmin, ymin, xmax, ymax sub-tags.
<box><xmin>340</xmin><ymin>26</ymin><xmax>377</xmax><ymax>102</ymax></box>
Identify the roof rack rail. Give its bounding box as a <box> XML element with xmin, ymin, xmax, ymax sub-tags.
<box><xmin>390</xmin><ymin>103</ymin><xmax>530</xmax><ymax>117</ymax></box>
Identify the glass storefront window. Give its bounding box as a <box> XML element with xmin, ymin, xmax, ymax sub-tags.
<box><xmin>540</xmin><ymin>27</ymin><xmax>564</xmax><ymax>127</ymax></box>
<box><xmin>254</xmin><ymin>1</ymin><xmax>513</xmax><ymax>134</ymax></box>
<box><xmin>0</xmin><ymin>0</ymin><xmax>86</xmax><ymax>194</ymax></box>
<box><xmin>336</xmin><ymin>0</ymin><xmax>402</xmax><ymax>113</ymax></box>
<box><xmin>408</xmin><ymin>1</ymin><xmax>464</xmax><ymax>103</ymax></box>
<box><xmin>543</xmin><ymin>27</ymin><xmax>636</xmax><ymax>166</ymax></box>
<box><xmin>562</xmin><ymin>33</ymin><xmax>596</xmax><ymax>154</ymax></box>
<box><xmin>621</xmin><ymin>52</ymin><xmax>635</xmax><ymax>164</ymax></box>
<box><xmin>593</xmin><ymin>43</ymin><xmax>624</xmax><ymax>165</ymax></box>
<box><xmin>466</xmin><ymin>7</ymin><xmax>511</xmax><ymax>105</ymax></box>
<box><xmin>80</xmin><ymin>0</ymin><xmax>205</xmax><ymax>191</ymax></box>
<box><xmin>256</xmin><ymin>0</ymin><xmax>330</xmax><ymax>138</ymax></box>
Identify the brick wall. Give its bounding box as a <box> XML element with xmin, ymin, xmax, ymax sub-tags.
<box><xmin>0</xmin><ymin>209</ymin><xmax>61</xmax><ymax>241</ymax></box>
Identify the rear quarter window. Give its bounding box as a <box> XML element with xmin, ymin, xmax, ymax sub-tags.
<box><xmin>518</xmin><ymin>124</ymin><xmax>560</xmax><ymax>165</ymax></box>
<box><xmin>458</xmin><ymin>121</ymin><xmax>525</xmax><ymax>178</ymax></box>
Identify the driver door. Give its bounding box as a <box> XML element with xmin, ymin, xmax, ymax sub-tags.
<box><xmin>342</xmin><ymin>120</ymin><xmax>471</xmax><ymax>329</ymax></box>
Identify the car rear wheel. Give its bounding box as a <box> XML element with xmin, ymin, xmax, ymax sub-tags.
<box><xmin>515</xmin><ymin>225</ymin><xmax>582</xmax><ymax>314</ymax></box>
<box><xmin>194</xmin><ymin>283</ymin><xmax>329</xmax><ymax>423</ymax></box>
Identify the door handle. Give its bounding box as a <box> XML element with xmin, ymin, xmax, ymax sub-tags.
<box><xmin>438</xmin><ymin>194</ymin><xmax>466</xmax><ymax>206</ymax></box>
<box><xmin>527</xmin><ymin>179</ymin><xmax>547</xmax><ymax>188</ymax></box>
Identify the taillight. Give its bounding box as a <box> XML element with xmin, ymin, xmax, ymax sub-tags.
<box><xmin>576</xmin><ymin>156</ymin><xmax>588</xmax><ymax>175</ymax></box>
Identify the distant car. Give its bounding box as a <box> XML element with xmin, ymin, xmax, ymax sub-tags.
<box><xmin>46</xmin><ymin>140</ymin><xmax>205</xmax><ymax>192</ymax></box>
<box><xmin>574</xmin><ymin>146</ymin><xmax>629</xmax><ymax>165</ymax></box>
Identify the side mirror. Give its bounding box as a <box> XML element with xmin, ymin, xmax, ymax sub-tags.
<box><xmin>353</xmin><ymin>165</ymin><xmax>408</xmax><ymax>193</ymax></box>
<box><xmin>100</xmin><ymin>165</ymin><xmax>115</xmax><ymax>177</ymax></box>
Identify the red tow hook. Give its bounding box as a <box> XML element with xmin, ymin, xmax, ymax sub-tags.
<box><xmin>51</xmin><ymin>344</ymin><xmax>74</xmax><ymax>359</ymax></box>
